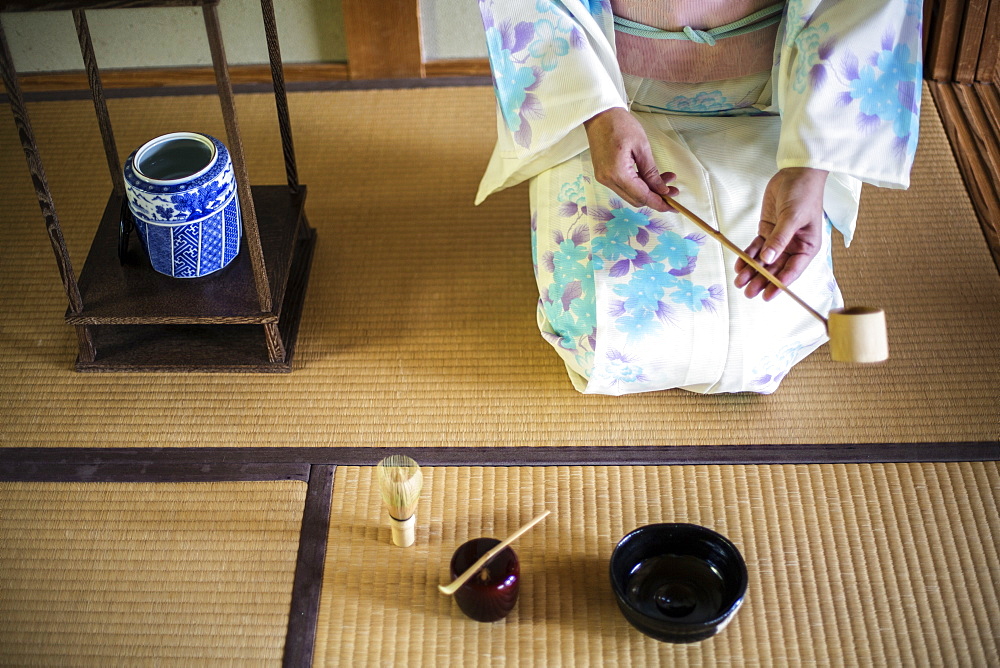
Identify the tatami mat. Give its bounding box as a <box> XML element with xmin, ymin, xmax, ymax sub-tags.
<box><xmin>0</xmin><ymin>85</ymin><xmax>998</xmax><ymax>447</ymax></box>
<box><xmin>0</xmin><ymin>481</ymin><xmax>306</xmax><ymax>665</ymax></box>
<box><xmin>314</xmin><ymin>463</ymin><xmax>1000</xmax><ymax>666</ymax></box>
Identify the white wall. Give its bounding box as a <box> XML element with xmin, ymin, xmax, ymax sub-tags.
<box><xmin>1</xmin><ymin>0</ymin><xmax>488</xmax><ymax>74</ymax></box>
<box><xmin>420</xmin><ymin>0</ymin><xmax>487</xmax><ymax>60</ymax></box>
<box><xmin>1</xmin><ymin>0</ymin><xmax>346</xmax><ymax>73</ymax></box>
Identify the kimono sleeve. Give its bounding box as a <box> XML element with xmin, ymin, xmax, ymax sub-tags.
<box><xmin>475</xmin><ymin>0</ymin><xmax>628</xmax><ymax>202</ymax></box>
<box><xmin>775</xmin><ymin>0</ymin><xmax>923</xmax><ymax>190</ymax></box>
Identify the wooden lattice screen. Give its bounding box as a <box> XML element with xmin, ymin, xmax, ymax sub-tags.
<box><xmin>924</xmin><ymin>0</ymin><xmax>1000</xmax><ymax>270</ymax></box>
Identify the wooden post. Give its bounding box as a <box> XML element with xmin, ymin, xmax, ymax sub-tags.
<box><xmin>0</xmin><ymin>19</ymin><xmax>85</xmax><ymax>315</ymax></box>
<box><xmin>75</xmin><ymin>325</ymin><xmax>96</xmax><ymax>363</ymax></box>
<box><xmin>259</xmin><ymin>0</ymin><xmax>299</xmax><ymax>193</ymax></box>
<box><xmin>73</xmin><ymin>9</ymin><xmax>123</xmax><ymax>197</ymax></box>
<box><xmin>342</xmin><ymin>0</ymin><xmax>424</xmax><ymax>79</ymax></box>
<box><xmin>264</xmin><ymin>322</ymin><xmax>287</xmax><ymax>363</ymax></box>
<box><xmin>203</xmin><ymin>2</ymin><xmax>273</xmax><ymax>315</ymax></box>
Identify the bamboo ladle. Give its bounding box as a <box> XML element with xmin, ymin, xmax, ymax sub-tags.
<box><xmin>661</xmin><ymin>194</ymin><xmax>888</xmax><ymax>363</ymax></box>
<box><xmin>439</xmin><ymin>510</ymin><xmax>551</xmax><ymax>596</ymax></box>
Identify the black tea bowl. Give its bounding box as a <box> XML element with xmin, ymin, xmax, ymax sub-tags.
<box><xmin>610</xmin><ymin>523</ymin><xmax>748</xmax><ymax>643</ymax></box>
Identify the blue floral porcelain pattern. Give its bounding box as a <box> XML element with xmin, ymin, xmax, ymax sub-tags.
<box><xmin>124</xmin><ymin>133</ymin><xmax>242</xmax><ymax>278</ymax></box>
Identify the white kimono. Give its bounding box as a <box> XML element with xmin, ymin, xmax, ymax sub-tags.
<box><xmin>476</xmin><ymin>0</ymin><xmax>923</xmax><ymax>394</ymax></box>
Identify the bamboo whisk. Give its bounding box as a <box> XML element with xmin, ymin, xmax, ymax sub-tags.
<box><xmin>377</xmin><ymin>455</ymin><xmax>424</xmax><ymax>547</ymax></box>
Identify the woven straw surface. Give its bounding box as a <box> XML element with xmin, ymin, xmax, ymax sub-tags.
<box><xmin>1</xmin><ymin>85</ymin><xmax>997</xmax><ymax>447</ymax></box>
<box><xmin>0</xmin><ymin>481</ymin><xmax>306</xmax><ymax>665</ymax></box>
<box><xmin>314</xmin><ymin>463</ymin><xmax>1000</xmax><ymax>666</ymax></box>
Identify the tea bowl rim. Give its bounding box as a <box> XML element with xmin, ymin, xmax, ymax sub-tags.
<box><xmin>609</xmin><ymin>522</ymin><xmax>749</xmax><ymax>635</ymax></box>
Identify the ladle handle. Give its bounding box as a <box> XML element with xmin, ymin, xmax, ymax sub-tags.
<box><xmin>438</xmin><ymin>510</ymin><xmax>551</xmax><ymax>595</ymax></box>
<box><xmin>661</xmin><ymin>194</ymin><xmax>828</xmax><ymax>327</ymax></box>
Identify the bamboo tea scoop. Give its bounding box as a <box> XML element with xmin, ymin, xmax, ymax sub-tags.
<box><xmin>439</xmin><ymin>510</ymin><xmax>551</xmax><ymax>595</ymax></box>
<box><xmin>661</xmin><ymin>194</ymin><xmax>888</xmax><ymax>363</ymax></box>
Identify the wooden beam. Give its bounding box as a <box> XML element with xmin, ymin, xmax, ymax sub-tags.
<box><xmin>954</xmin><ymin>0</ymin><xmax>990</xmax><ymax>82</ymax></box>
<box><xmin>342</xmin><ymin>0</ymin><xmax>423</xmax><ymax>79</ymax></box>
<box><xmin>978</xmin><ymin>0</ymin><xmax>1000</xmax><ymax>82</ymax></box>
<box><xmin>0</xmin><ymin>0</ymin><xmax>213</xmax><ymax>10</ymax></box>
<box><xmin>926</xmin><ymin>0</ymin><xmax>967</xmax><ymax>81</ymax></box>
<box><xmin>929</xmin><ymin>81</ymin><xmax>1000</xmax><ymax>273</ymax></box>
<box><xmin>8</xmin><ymin>59</ymin><xmax>491</xmax><ymax>94</ymax></box>
<box><xmin>424</xmin><ymin>57</ymin><xmax>489</xmax><ymax>78</ymax></box>
<box><xmin>925</xmin><ymin>0</ymin><xmax>1000</xmax><ymax>84</ymax></box>
<box><xmin>14</xmin><ymin>63</ymin><xmax>349</xmax><ymax>92</ymax></box>
<box><xmin>9</xmin><ymin>58</ymin><xmax>490</xmax><ymax>93</ymax></box>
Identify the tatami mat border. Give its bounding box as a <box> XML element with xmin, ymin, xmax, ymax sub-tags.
<box><xmin>0</xmin><ymin>460</ymin><xmax>311</xmax><ymax>483</ymax></box>
<box><xmin>2</xmin><ymin>442</ymin><xmax>999</xmax><ymax>482</ymax></box>
<box><xmin>2</xmin><ymin>444</ymin><xmax>997</xmax><ymax>667</ymax></box>
<box><xmin>284</xmin><ymin>464</ymin><xmax>334</xmax><ymax>668</ymax></box>
<box><xmin>0</xmin><ymin>458</ymin><xmax>335</xmax><ymax>668</ymax></box>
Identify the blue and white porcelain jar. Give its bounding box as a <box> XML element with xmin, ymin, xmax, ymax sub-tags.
<box><xmin>124</xmin><ymin>132</ymin><xmax>242</xmax><ymax>278</ymax></box>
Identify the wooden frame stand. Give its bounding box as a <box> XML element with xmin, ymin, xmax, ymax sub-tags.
<box><xmin>0</xmin><ymin>0</ymin><xmax>316</xmax><ymax>372</ymax></box>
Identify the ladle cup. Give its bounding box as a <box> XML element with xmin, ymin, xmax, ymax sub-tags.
<box><xmin>661</xmin><ymin>194</ymin><xmax>888</xmax><ymax>363</ymax></box>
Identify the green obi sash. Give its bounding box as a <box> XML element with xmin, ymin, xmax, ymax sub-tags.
<box><xmin>613</xmin><ymin>3</ymin><xmax>784</xmax><ymax>47</ymax></box>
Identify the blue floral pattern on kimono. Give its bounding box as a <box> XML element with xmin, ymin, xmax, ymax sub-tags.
<box><xmin>481</xmin><ymin>0</ymin><xmax>923</xmax><ymax>394</ymax></box>
<box><xmin>537</xmin><ymin>177</ymin><xmax>724</xmax><ymax>385</ymax></box>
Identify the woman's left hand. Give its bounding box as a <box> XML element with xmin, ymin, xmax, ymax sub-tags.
<box><xmin>735</xmin><ymin>167</ymin><xmax>829</xmax><ymax>301</ymax></box>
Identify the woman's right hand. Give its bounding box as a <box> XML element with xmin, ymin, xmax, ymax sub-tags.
<box><xmin>734</xmin><ymin>167</ymin><xmax>828</xmax><ymax>301</ymax></box>
<box><xmin>583</xmin><ymin>107</ymin><xmax>678</xmax><ymax>212</ymax></box>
